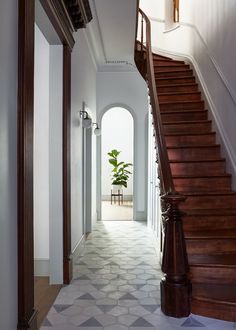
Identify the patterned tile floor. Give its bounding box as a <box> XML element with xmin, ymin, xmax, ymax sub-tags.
<box><xmin>40</xmin><ymin>221</ymin><xmax>235</xmax><ymax>330</ymax></box>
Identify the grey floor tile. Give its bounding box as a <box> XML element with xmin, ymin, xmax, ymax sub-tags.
<box><xmin>40</xmin><ymin>221</ymin><xmax>235</xmax><ymax>330</ymax></box>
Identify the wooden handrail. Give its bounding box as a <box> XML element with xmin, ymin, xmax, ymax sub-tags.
<box><xmin>135</xmin><ymin>8</ymin><xmax>191</xmax><ymax>318</ymax></box>
<box><xmin>136</xmin><ymin>8</ymin><xmax>176</xmax><ymax>195</ymax></box>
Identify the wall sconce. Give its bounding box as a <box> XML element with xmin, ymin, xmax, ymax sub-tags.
<box><xmin>93</xmin><ymin>123</ymin><xmax>101</xmax><ymax>136</ymax></box>
<box><xmin>80</xmin><ymin>110</ymin><xmax>92</xmax><ymax>128</ymax></box>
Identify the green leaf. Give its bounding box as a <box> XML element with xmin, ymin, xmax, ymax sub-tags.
<box><xmin>109</xmin><ymin>159</ymin><xmax>117</xmax><ymax>167</ymax></box>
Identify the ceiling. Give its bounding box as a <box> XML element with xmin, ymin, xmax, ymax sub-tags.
<box><xmin>88</xmin><ymin>0</ymin><xmax>138</xmax><ymax>70</ymax></box>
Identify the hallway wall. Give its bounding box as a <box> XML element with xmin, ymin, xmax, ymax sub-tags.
<box><xmin>0</xmin><ymin>0</ymin><xmax>18</xmax><ymax>329</ymax></box>
<box><xmin>140</xmin><ymin>0</ymin><xmax>236</xmax><ymax>188</ymax></box>
<box><xmin>97</xmin><ymin>71</ymin><xmax>149</xmax><ymax>220</ymax></box>
<box><xmin>71</xmin><ymin>30</ymin><xmax>97</xmax><ymax>252</ymax></box>
<box><xmin>34</xmin><ymin>24</ymin><xmax>50</xmax><ymax>269</ymax></box>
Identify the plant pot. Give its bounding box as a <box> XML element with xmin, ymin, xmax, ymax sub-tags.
<box><xmin>112</xmin><ymin>185</ymin><xmax>123</xmax><ymax>193</ymax></box>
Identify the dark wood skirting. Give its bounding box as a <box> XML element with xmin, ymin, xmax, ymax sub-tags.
<box><xmin>63</xmin><ymin>45</ymin><xmax>73</xmax><ymax>284</ymax></box>
<box><xmin>17</xmin><ymin>1</ymin><xmax>37</xmax><ymax>329</ymax></box>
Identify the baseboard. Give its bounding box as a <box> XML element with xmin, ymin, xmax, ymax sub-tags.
<box><xmin>34</xmin><ymin>258</ymin><xmax>49</xmax><ymax>277</ymax></box>
<box><xmin>134</xmin><ymin>211</ymin><xmax>147</xmax><ymax>221</ymax></box>
<box><xmin>72</xmin><ymin>235</ymin><xmax>86</xmax><ymax>264</ymax></box>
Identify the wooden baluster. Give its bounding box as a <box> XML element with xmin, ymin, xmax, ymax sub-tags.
<box><xmin>160</xmin><ymin>193</ymin><xmax>191</xmax><ymax>317</ymax></box>
<box><xmin>173</xmin><ymin>0</ymin><xmax>180</xmax><ymax>23</ymax></box>
<box><xmin>141</xmin><ymin>15</ymin><xmax>144</xmax><ymax>55</ymax></box>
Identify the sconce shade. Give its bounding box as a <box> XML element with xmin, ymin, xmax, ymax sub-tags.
<box><xmin>82</xmin><ymin>117</ymin><xmax>92</xmax><ymax>128</ymax></box>
<box><xmin>94</xmin><ymin>127</ymin><xmax>101</xmax><ymax>136</ymax></box>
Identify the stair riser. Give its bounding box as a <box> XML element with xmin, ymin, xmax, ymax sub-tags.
<box><xmin>161</xmin><ymin>111</ymin><xmax>208</xmax><ymax>122</ymax></box>
<box><xmin>186</xmin><ymin>239</ymin><xmax>236</xmax><ymax>254</ymax></box>
<box><xmin>183</xmin><ymin>216</ymin><xmax>236</xmax><ymax>232</ymax></box>
<box><xmin>160</xmin><ymin>101</ymin><xmax>204</xmax><ymax>111</ymax></box>
<box><xmin>153</xmin><ymin>60</ymin><xmax>185</xmax><ymax>66</ymax></box>
<box><xmin>157</xmin><ymin>84</ymin><xmax>198</xmax><ymax>93</ymax></box>
<box><xmin>190</xmin><ymin>266</ymin><xmax>236</xmax><ymax>284</ymax></box>
<box><xmin>168</xmin><ymin>147</ymin><xmax>220</xmax><ymax>161</ymax></box>
<box><xmin>191</xmin><ymin>298</ymin><xmax>236</xmax><ymax>322</ymax></box>
<box><xmin>164</xmin><ymin>122</ymin><xmax>212</xmax><ymax>134</ymax></box>
<box><xmin>181</xmin><ymin>195</ymin><xmax>236</xmax><ymax>209</ymax></box>
<box><xmin>155</xmin><ymin>70</ymin><xmax>193</xmax><ymax>78</ymax></box>
<box><xmin>159</xmin><ymin>93</ymin><xmax>201</xmax><ymax>102</ymax></box>
<box><xmin>157</xmin><ymin>77</ymin><xmax>195</xmax><ymax>85</ymax></box>
<box><xmin>155</xmin><ymin>65</ymin><xmax>190</xmax><ymax>72</ymax></box>
<box><xmin>170</xmin><ymin>161</ymin><xmax>226</xmax><ymax>176</ymax></box>
<box><xmin>173</xmin><ymin>177</ymin><xmax>231</xmax><ymax>192</ymax></box>
<box><xmin>166</xmin><ymin>134</ymin><xmax>215</xmax><ymax>147</ymax></box>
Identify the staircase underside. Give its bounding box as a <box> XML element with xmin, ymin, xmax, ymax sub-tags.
<box><xmin>154</xmin><ymin>53</ymin><xmax>236</xmax><ymax>321</ymax></box>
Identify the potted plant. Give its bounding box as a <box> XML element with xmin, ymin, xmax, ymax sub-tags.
<box><xmin>108</xmin><ymin>149</ymin><xmax>133</xmax><ymax>192</ymax></box>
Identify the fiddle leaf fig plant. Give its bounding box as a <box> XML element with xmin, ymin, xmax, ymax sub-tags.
<box><xmin>108</xmin><ymin>149</ymin><xmax>133</xmax><ymax>188</ymax></box>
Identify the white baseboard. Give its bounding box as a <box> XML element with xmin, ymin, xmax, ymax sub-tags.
<box><xmin>34</xmin><ymin>258</ymin><xmax>49</xmax><ymax>276</ymax></box>
<box><xmin>134</xmin><ymin>211</ymin><xmax>147</xmax><ymax>221</ymax></box>
<box><xmin>72</xmin><ymin>235</ymin><xmax>86</xmax><ymax>264</ymax></box>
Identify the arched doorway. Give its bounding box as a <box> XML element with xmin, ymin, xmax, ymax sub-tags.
<box><xmin>100</xmin><ymin>107</ymin><xmax>134</xmax><ymax>220</ymax></box>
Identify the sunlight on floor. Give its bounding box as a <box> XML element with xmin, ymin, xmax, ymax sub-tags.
<box><xmin>102</xmin><ymin>201</ymin><xmax>133</xmax><ymax>221</ymax></box>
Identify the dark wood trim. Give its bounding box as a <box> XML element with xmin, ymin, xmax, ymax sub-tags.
<box><xmin>17</xmin><ymin>1</ymin><xmax>37</xmax><ymax>329</ymax></box>
<box><xmin>39</xmin><ymin>0</ymin><xmax>75</xmax><ymax>50</ymax></box>
<box><xmin>63</xmin><ymin>45</ymin><xmax>73</xmax><ymax>284</ymax></box>
<box><xmin>65</xmin><ymin>0</ymin><xmax>93</xmax><ymax>30</ymax></box>
<box><xmin>18</xmin><ymin>0</ymin><xmax>75</xmax><ymax>328</ymax></box>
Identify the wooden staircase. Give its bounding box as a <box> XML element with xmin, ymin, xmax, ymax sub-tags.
<box><xmin>154</xmin><ymin>53</ymin><xmax>236</xmax><ymax>321</ymax></box>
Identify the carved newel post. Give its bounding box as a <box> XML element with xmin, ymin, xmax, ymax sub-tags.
<box><xmin>160</xmin><ymin>193</ymin><xmax>191</xmax><ymax>317</ymax></box>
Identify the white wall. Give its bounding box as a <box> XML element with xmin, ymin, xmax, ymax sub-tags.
<box><xmin>0</xmin><ymin>1</ymin><xmax>18</xmax><ymax>329</ymax></box>
<box><xmin>102</xmin><ymin>107</ymin><xmax>134</xmax><ymax>197</ymax></box>
<box><xmin>97</xmin><ymin>71</ymin><xmax>149</xmax><ymax>220</ymax></box>
<box><xmin>49</xmin><ymin>45</ymin><xmax>63</xmax><ymax>283</ymax></box>
<box><xmin>34</xmin><ymin>25</ymin><xmax>50</xmax><ymax>262</ymax></box>
<box><xmin>71</xmin><ymin>30</ymin><xmax>97</xmax><ymax>251</ymax></box>
<box><xmin>140</xmin><ymin>0</ymin><xmax>236</xmax><ymax>188</ymax></box>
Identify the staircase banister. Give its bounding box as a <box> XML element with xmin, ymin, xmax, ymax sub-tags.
<box><xmin>137</xmin><ymin>8</ymin><xmax>176</xmax><ymax>195</ymax></box>
<box><xmin>135</xmin><ymin>7</ymin><xmax>191</xmax><ymax>318</ymax></box>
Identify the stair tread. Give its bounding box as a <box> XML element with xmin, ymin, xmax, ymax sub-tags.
<box><xmin>186</xmin><ymin>230</ymin><xmax>236</xmax><ymax>238</ymax></box>
<box><xmin>152</xmin><ymin>53</ymin><xmax>172</xmax><ymax>60</ymax></box>
<box><xmin>163</xmin><ymin>119</ymin><xmax>211</xmax><ymax>125</ymax></box>
<box><xmin>165</xmin><ymin>132</ymin><xmax>215</xmax><ymax>136</ymax></box>
<box><xmin>170</xmin><ymin>159</ymin><xmax>225</xmax><ymax>163</ymax></box>
<box><xmin>189</xmin><ymin>254</ymin><xmax>236</xmax><ymax>267</ymax></box>
<box><xmin>182</xmin><ymin>191</ymin><xmax>236</xmax><ymax>196</ymax></box>
<box><xmin>192</xmin><ymin>283</ymin><xmax>236</xmax><ymax>303</ymax></box>
<box><xmin>167</xmin><ymin>144</ymin><xmax>220</xmax><ymax>149</ymax></box>
<box><xmin>158</xmin><ymin>91</ymin><xmax>200</xmax><ymax>96</ymax></box>
<box><xmin>158</xmin><ymin>83</ymin><xmax>197</xmax><ymax>88</ymax></box>
<box><xmin>173</xmin><ymin>174</ymin><xmax>231</xmax><ymax>178</ymax></box>
<box><xmin>183</xmin><ymin>208</ymin><xmax>236</xmax><ymax>216</ymax></box>
<box><xmin>161</xmin><ymin>109</ymin><xmax>206</xmax><ymax>114</ymax></box>
<box><xmin>155</xmin><ymin>68</ymin><xmax>192</xmax><ymax>73</ymax></box>
<box><xmin>160</xmin><ymin>100</ymin><xmax>203</xmax><ymax>105</ymax></box>
<box><xmin>156</xmin><ymin>75</ymin><xmax>195</xmax><ymax>81</ymax></box>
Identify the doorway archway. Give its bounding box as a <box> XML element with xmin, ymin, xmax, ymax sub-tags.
<box><xmin>97</xmin><ymin>104</ymin><xmax>137</xmax><ymax>221</ymax></box>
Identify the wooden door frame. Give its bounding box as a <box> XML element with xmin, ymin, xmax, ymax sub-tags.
<box><xmin>17</xmin><ymin>0</ymin><xmax>87</xmax><ymax>328</ymax></box>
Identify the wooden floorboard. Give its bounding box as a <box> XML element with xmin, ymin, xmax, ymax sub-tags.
<box><xmin>34</xmin><ymin>276</ymin><xmax>61</xmax><ymax>329</ymax></box>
